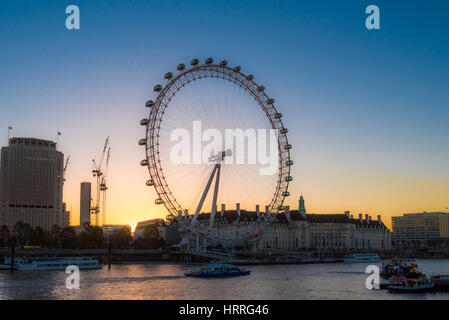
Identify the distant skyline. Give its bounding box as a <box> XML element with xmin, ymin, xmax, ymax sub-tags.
<box><xmin>1</xmin><ymin>0</ymin><xmax>448</xmax><ymax>230</ymax></box>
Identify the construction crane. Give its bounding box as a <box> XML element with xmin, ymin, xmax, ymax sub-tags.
<box><xmin>91</xmin><ymin>137</ymin><xmax>110</xmax><ymax>226</ymax></box>
<box><xmin>100</xmin><ymin>147</ymin><xmax>111</xmax><ymax>226</ymax></box>
<box><xmin>63</xmin><ymin>155</ymin><xmax>70</xmax><ymax>183</ymax></box>
<box><xmin>61</xmin><ymin>155</ymin><xmax>71</xmax><ymax>227</ymax></box>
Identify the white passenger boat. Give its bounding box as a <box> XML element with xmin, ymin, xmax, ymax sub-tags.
<box><xmin>343</xmin><ymin>253</ymin><xmax>381</xmax><ymax>263</ymax></box>
<box><xmin>0</xmin><ymin>257</ymin><xmax>28</xmax><ymax>270</ymax></box>
<box><xmin>2</xmin><ymin>257</ymin><xmax>103</xmax><ymax>271</ymax></box>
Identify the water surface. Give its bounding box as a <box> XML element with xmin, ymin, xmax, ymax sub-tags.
<box><xmin>1</xmin><ymin>259</ymin><xmax>449</xmax><ymax>300</ymax></box>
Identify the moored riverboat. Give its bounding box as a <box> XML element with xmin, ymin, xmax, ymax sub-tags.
<box><xmin>388</xmin><ymin>275</ymin><xmax>434</xmax><ymax>292</ymax></box>
<box><xmin>343</xmin><ymin>253</ymin><xmax>380</xmax><ymax>263</ymax></box>
<box><xmin>381</xmin><ymin>258</ymin><xmax>422</xmax><ymax>279</ymax></box>
<box><xmin>2</xmin><ymin>257</ymin><xmax>103</xmax><ymax>271</ymax></box>
<box><xmin>0</xmin><ymin>257</ymin><xmax>28</xmax><ymax>270</ymax></box>
<box><xmin>431</xmin><ymin>275</ymin><xmax>449</xmax><ymax>289</ymax></box>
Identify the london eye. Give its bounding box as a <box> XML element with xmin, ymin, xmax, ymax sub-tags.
<box><xmin>139</xmin><ymin>58</ymin><xmax>293</xmax><ymax>249</ymax></box>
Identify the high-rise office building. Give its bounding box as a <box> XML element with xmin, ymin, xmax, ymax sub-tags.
<box><xmin>392</xmin><ymin>212</ymin><xmax>449</xmax><ymax>247</ymax></box>
<box><xmin>0</xmin><ymin>137</ymin><xmax>64</xmax><ymax>231</ymax></box>
<box><xmin>80</xmin><ymin>182</ymin><xmax>91</xmax><ymax>227</ymax></box>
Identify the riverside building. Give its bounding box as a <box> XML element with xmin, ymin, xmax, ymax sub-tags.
<box><xmin>0</xmin><ymin>137</ymin><xmax>64</xmax><ymax>231</ymax></box>
<box><xmin>392</xmin><ymin>212</ymin><xmax>449</xmax><ymax>247</ymax></box>
<box><xmin>133</xmin><ymin>218</ymin><xmax>182</xmax><ymax>247</ymax></box>
<box><xmin>102</xmin><ymin>224</ymin><xmax>131</xmax><ymax>239</ymax></box>
<box><xmin>194</xmin><ymin>195</ymin><xmax>391</xmax><ymax>251</ymax></box>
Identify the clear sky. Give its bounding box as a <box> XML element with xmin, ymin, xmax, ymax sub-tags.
<box><xmin>0</xmin><ymin>0</ymin><xmax>448</xmax><ymax>230</ymax></box>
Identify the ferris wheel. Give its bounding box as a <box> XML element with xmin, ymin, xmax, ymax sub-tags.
<box><xmin>139</xmin><ymin>58</ymin><xmax>293</xmax><ymax>246</ymax></box>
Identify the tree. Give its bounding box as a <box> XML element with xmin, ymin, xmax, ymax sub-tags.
<box><xmin>90</xmin><ymin>226</ymin><xmax>104</xmax><ymax>248</ymax></box>
<box><xmin>110</xmin><ymin>227</ymin><xmax>132</xmax><ymax>249</ymax></box>
<box><xmin>79</xmin><ymin>223</ymin><xmax>104</xmax><ymax>249</ymax></box>
<box><xmin>51</xmin><ymin>224</ymin><xmax>61</xmax><ymax>248</ymax></box>
<box><xmin>13</xmin><ymin>221</ymin><xmax>32</xmax><ymax>246</ymax></box>
<box><xmin>60</xmin><ymin>226</ymin><xmax>77</xmax><ymax>249</ymax></box>
<box><xmin>0</xmin><ymin>225</ymin><xmax>9</xmax><ymax>247</ymax></box>
<box><xmin>144</xmin><ymin>224</ymin><xmax>160</xmax><ymax>240</ymax></box>
<box><xmin>133</xmin><ymin>224</ymin><xmax>165</xmax><ymax>249</ymax></box>
<box><xmin>31</xmin><ymin>226</ymin><xmax>45</xmax><ymax>246</ymax></box>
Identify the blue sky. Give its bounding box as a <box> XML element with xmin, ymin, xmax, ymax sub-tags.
<box><xmin>0</xmin><ymin>0</ymin><xmax>448</xmax><ymax>228</ymax></box>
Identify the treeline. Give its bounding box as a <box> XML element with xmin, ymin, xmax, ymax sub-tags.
<box><xmin>0</xmin><ymin>221</ymin><xmax>165</xmax><ymax>249</ymax></box>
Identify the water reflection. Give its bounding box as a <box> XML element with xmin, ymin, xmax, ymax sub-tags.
<box><xmin>0</xmin><ymin>260</ymin><xmax>449</xmax><ymax>300</ymax></box>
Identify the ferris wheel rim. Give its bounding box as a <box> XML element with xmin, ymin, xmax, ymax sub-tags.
<box><xmin>143</xmin><ymin>60</ymin><xmax>292</xmax><ymax>220</ymax></box>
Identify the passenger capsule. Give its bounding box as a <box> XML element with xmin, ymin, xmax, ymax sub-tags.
<box><xmin>286</xmin><ymin>160</ymin><xmax>294</xmax><ymax>166</ymax></box>
<box><xmin>246</xmin><ymin>74</ymin><xmax>254</xmax><ymax>81</ymax></box>
<box><xmin>153</xmin><ymin>84</ymin><xmax>163</xmax><ymax>92</ymax></box>
<box><xmin>191</xmin><ymin>58</ymin><xmax>199</xmax><ymax>66</ymax></box>
<box><xmin>145</xmin><ymin>100</ymin><xmax>155</xmax><ymax>108</ymax></box>
<box><xmin>278</xmin><ymin>206</ymin><xmax>285</xmax><ymax>211</ymax></box>
<box><xmin>138</xmin><ymin>138</ymin><xmax>147</xmax><ymax>146</ymax></box>
<box><xmin>177</xmin><ymin>63</ymin><xmax>185</xmax><ymax>72</ymax></box>
<box><xmin>282</xmin><ymin>191</ymin><xmax>290</xmax><ymax>197</ymax></box>
<box><xmin>284</xmin><ymin>144</ymin><xmax>292</xmax><ymax>150</ymax></box>
<box><xmin>233</xmin><ymin>66</ymin><xmax>241</xmax><ymax>72</ymax></box>
<box><xmin>285</xmin><ymin>176</ymin><xmax>293</xmax><ymax>182</ymax></box>
<box><xmin>280</xmin><ymin>128</ymin><xmax>288</xmax><ymax>134</ymax></box>
<box><xmin>155</xmin><ymin>198</ymin><xmax>163</xmax><ymax>205</ymax></box>
<box><xmin>166</xmin><ymin>214</ymin><xmax>174</xmax><ymax>221</ymax></box>
<box><xmin>140</xmin><ymin>118</ymin><xmax>149</xmax><ymax>126</ymax></box>
<box><xmin>146</xmin><ymin>179</ymin><xmax>154</xmax><ymax>186</ymax></box>
<box><xmin>219</xmin><ymin>60</ymin><xmax>228</xmax><ymax>67</ymax></box>
<box><xmin>140</xmin><ymin>159</ymin><xmax>148</xmax><ymax>166</ymax></box>
<box><xmin>205</xmin><ymin>57</ymin><xmax>213</xmax><ymax>65</ymax></box>
<box><xmin>164</xmin><ymin>72</ymin><xmax>173</xmax><ymax>80</ymax></box>
<box><xmin>257</xmin><ymin>86</ymin><xmax>265</xmax><ymax>92</ymax></box>
<box><xmin>267</xmin><ymin>98</ymin><xmax>275</xmax><ymax>105</ymax></box>
<box><xmin>275</xmin><ymin>113</ymin><xmax>283</xmax><ymax>119</ymax></box>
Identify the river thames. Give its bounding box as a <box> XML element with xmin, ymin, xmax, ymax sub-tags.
<box><xmin>1</xmin><ymin>259</ymin><xmax>449</xmax><ymax>300</ymax></box>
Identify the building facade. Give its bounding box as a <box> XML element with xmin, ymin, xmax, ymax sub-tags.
<box><xmin>392</xmin><ymin>212</ymin><xmax>449</xmax><ymax>247</ymax></box>
<box><xmin>102</xmin><ymin>224</ymin><xmax>131</xmax><ymax>239</ymax></box>
<box><xmin>0</xmin><ymin>138</ymin><xmax>64</xmax><ymax>231</ymax></box>
<box><xmin>61</xmin><ymin>202</ymin><xmax>71</xmax><ymax>228</ymax></box>
<box><xmin>80</xmin><ymin>182</ymin><xmax>91</xmax><ymax>227</ymax></box>
<box><xmin>134</xmin><ymin>218</ymin><xmax>166</xmax><ymax>240</ymax></box>
<box><xmin>194</xmin><ymin>196</ymin><xmax>392</xmax><ymax>251</ymax></box>
<box><xmin>134</xmin><ymin>218</ymin><xmax>182</xmax><ymax>247</ymax></box>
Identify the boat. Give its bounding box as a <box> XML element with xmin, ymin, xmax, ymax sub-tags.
<box><xmin>431</xmin><ymin>275</ymin><xmax>449</xmax><ymax>289</ymax></box>
<box><xmin>0</xmin><ymin>257</ymin><xmax>28</xmax><ymax>270</ymax></box>
<box><xmin>185</xmin><ymin>263</ymin><xmax>251</xmax><ymax>278</ymax></box>
<box><xmin>379</xmin><ymin>277</ymin><xmax>390</xmax><ymax>288</ymax></box>
<box><xmin>388</xmin><ymin>276</ymin><xmax>434</xmax><ymax>292</ymax></box>
<box><xmin>343</xmin><ymin>253</ymin><xmax>381</xmax><ymax>263</ymax></box>
<box><xmin>381</xmin><ymin>259</ymin><xmax>422</xmax><ymax>279</ymax></box>
<box><xmin>2</xmin><ymin>257</ymin><xmax>103</xmax><ymax>271</ymax></box>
